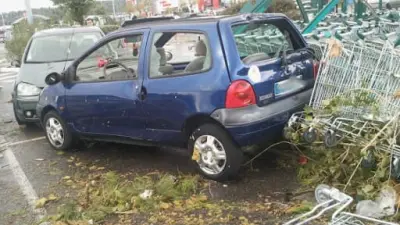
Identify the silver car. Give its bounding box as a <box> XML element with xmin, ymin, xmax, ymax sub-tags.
<box><xmin>12</xmin><ymin>27</ymin><xmax>104</xmax><ymax>126</ymax></box>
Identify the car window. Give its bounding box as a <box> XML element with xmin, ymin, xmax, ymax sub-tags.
<box><xmin>149</xmin><ymin>32</ymin><xmax>211</xmax><ymax>78</ymax></box>
<box><xmin>75</xmin><ymin>35</ymin><xmax>142</xmax><ymax>82</ymax></box>
<box><xmin>25</xmin><ymin>32</ymin><xmax>102</xmax><ymax>63</ymax></box>
<box><xmin>232</xmin><ymin>22</ymin><xmax>295</xmax><ymax>62</ymax></box>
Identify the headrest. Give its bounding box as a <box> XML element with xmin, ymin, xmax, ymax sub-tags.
<box><xmin>156</xmin><ymin>47</ymin><xmax>167</xmax><ymax>65</ymax></box>
<box><xmin>195</xmin><ymin>40</ymin><xmax>207</xmax><ymax>57</ymax></box>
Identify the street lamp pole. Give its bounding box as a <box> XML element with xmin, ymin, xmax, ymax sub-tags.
<box><xmin>1</xmin><ymin>13</ymin><xmax>5</xmax><ymax>26</ymax></box>
<box><xmin>112</xmin><ymin>0</ymin><xmax>117</xmax><ymax>19</ymax></box>
<box><xmin>24</xmin><ymin>0</ymin><xmax>34</xmax><ymax>24</ymax></box>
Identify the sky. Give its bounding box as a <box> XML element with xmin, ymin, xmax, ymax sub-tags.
<box><xmin>0</xmin><ymin>0</ymin><xmax>54</xmax><ymax>13</ymax></box>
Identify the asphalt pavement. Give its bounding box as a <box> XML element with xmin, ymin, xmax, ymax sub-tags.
<box><xmin>0</xmin><ymin>43</ymin><xmax>303</xmax><ymax>225</ymax></box>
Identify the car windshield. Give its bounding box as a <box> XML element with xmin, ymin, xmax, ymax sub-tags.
<box><xmin>25</xmin><ymin>32</ymin><xmax>102</xmax><ymax>63</ymax></box>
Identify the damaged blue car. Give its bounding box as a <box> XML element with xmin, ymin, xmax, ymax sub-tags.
<box><xmin>37</xmin><ymin>14</ymin><xmax>317</xmax><ymax>181</ymax></box>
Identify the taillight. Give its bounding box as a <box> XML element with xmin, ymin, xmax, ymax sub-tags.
<box><xmin>313</xmin><ymin>61</ymin><xmax>320</xmax><ymax>79</ymax></box>
<box><xmin>226</xmin><ymin>80</ymin><xmax>256</xmax><ymax>108</ymax></box>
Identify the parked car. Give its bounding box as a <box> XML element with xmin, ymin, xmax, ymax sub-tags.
<box><xmin>37</xmin><ymin>14</ymin><xmax>316</xmax><ymax>181</ymax></box>
<box><xmin>12</xmin><ymin>27</ymin><xmax>105</xmax><ymax>126</ymax></box>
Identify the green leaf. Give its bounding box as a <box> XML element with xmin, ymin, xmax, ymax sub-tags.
<box><xmin>376</xmin><ymin>169</ymin><xmax>386</xmax><ymax>179</ymax></box>
<box><xmin>381</xmin><ymin>157</ymin><xmax>390</xmax><ymax>168</ymax></box>
<box><xmin>35</xmin><ymin>198</ymin><xmax>48</xmax><ymax>208</ymax></box>
<box><xmin>304</xmin><ymin>105</ymin><xmax>313</xmax><ymax>114</ymax></box>
<box><xmin>362</xmin><ymin>184</ymin><xmax>374</xmax><ymax>193</ymax></box>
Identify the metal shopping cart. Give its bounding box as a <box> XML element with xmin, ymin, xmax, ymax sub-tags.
<box><xmin>310</xmin><ymin>40</ymin><xmax>400</xmax><ymax>119</ymax></box>
<box><xmin>284</xmin><ymin>184</ymin><xmax>399</xmax><ymax>225</ymax></box>
<box><xmin>285</xmin><ymin>38</ymin><xmax>400</xmax><ymax>178</ymax></box>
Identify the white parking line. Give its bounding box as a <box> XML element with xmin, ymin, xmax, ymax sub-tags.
<box><xmin>1</xmin><ymin>136</ymin><xmax>46</xmax><ymax>149</ymax></box>
<box><xmin>0</xmin><ymin>136</ymin><xmax>48</xmax><ymax>223</ymax></box>
<box><xmin>0</xmin><ymin>74</ymin><xmax>16</xmax><ymax>81</ymax></box>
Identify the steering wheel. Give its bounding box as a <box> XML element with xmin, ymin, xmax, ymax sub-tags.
<box><xmin>102</xmin><ymin>59</ymin><xmax>135</xmax><ymax>80</ymax></box>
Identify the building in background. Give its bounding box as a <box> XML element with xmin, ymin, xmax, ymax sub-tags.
<box><xmin>197</xmin><ymin>0</ymin><xmax>221</xmax><ymax>11</ymax></box>
<box><xmin>152</xmin><ymin>0</ymin><xmax>180</xmax><ymax>14</ymax></box>
<box><xmin>125</xmin><ymin>0</ymin><xmax>225</xmax><ymax>16</ymax></box>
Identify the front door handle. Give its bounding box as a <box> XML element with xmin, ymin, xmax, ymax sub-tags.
<box><xmin>139</xmin><ymin>87</ymin><xmax>147</xmax><ymax>100</ymax></box>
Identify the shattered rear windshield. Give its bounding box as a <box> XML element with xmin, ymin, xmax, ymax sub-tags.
<box><xmin>231</xmin><ymin>21</ymin><xmax>295</xmax><ymax>61</ymax></box>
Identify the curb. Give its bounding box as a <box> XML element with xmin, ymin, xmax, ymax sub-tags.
<box><xmin>0</xmin><ymin>68</ymin><xmax>19</xmax><ymax>73</ymax></box>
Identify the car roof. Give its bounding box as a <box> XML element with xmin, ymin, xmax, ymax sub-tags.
<box><xmin>119</xmin><ymin>13</ymin><xmax>287</xmax><ymax>31</ymax></box>
<box><xmin>32</xmin><ymin>26</ymin><xmax>103</xmax><ymax>38</ymax></box>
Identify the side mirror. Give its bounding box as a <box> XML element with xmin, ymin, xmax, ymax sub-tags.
<box><xmin>45</xmin><ymin>72</ymin><xmax>62</xmax><ymax>85</ymax></box>
<box><xmin>11</xmin><ymin>59</ymin><xmax>21</xmax><ymax>68</ymax></box>
<box><xmin>166</xmin><ymin>51</ymin><xmax>173</xmax><ymax>61</ymax></box>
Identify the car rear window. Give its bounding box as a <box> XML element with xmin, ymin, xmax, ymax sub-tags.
<box><xmin>25</xmin><ymin>32</ymin><xmax>102</xmax><ymax>63</ymax></box>
<box><xmin>231</xmin><ymin>19</ymin><xmax>304</xmax><ymax>64</ymax></box>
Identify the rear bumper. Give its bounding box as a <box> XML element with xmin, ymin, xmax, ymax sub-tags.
<box><xmin>211</xmin><ymin>89</ymin><xmax>312</xmax><ymax>147</ymax></box>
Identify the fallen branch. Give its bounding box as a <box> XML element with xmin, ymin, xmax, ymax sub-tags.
<box><xmin>242</xmin><ymin>141</ymin><xmax>314</xmax><ymax>167</ymax></box>
<box><xmin>343</xmin><ymin>158</ymin><xmax>363</xmax><ymax>192</ymax></box>
<box><xmin>344</xmin><ymin>112</ymin><xmax>400</xmax><ymax>191</ymax></box>
<box><xmin>208</xmin><ymin>182</ymin><xmax>214</xmax><ymax>199</ymax></box>
<box><xmin>114</xmin><ymin>210</ymin><xmax>136</xmax><ymax>214</ymax></box>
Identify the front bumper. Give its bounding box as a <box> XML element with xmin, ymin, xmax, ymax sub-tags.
<box><xmin>211</xmin><ymin>89</ymin><xmax>312</xmax><ymax>147</ymax></box>
<box><xmin>13</xmin><ymin>95</ymin><xmax>40</xmax><ymax>123</ymax></box>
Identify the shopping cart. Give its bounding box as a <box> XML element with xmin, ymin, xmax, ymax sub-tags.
<box><xmin>310</xmin><ymin>40</ymin><xmax>400</xmax><ymax>120</ymax></box>
<box><xmin>284</xmin><ymin>184</ymin><xmax>399</xmax><ymax>225</ymax></box>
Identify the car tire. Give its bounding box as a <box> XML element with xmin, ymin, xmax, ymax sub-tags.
<box><xmin>43</xmin><ymin>110</ymin><xmax>75</xmax><ymax>151</ymax></box>
<box><xmin>188</xmin><ymin>123</ymin><xmax>243</xmax><ymax>181</ymax></box>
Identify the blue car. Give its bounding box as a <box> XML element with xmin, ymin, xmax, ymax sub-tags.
<box><xmin>37</xmin><ymin>14</ymin><xmax>317</xmax><ymax>181</ymax></box>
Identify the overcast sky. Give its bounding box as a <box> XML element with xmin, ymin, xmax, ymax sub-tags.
<box><xmin>0</xmin><ymin>0</ymin><xmax>54</xmax><ymax>13</ymax></box>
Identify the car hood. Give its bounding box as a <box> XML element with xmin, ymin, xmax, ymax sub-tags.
<box><xmin>17</xmin><ymin>61</ymin><xmax>72</xmax><ymax>88</ymax></box>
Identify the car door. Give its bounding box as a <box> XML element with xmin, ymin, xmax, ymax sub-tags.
<box><xmin>64</xmin><ymin>30</ymin><xmax>149</xmax><ymax>138</ymax></box>
<box><xmin>140</xmin><ymin>28</ymin><xmax>229</xmax><ymax>145</ymax></box>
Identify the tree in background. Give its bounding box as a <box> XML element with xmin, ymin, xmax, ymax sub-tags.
<box><xmin>221</xmin><ymin>0</ymin><xmax>300</xmax><ymax>20</ymax></box>
<box><xmin>267</xmin><ymin>0</ymin><xmax>301</xmax><ymax>20</ymax></box>
<box><xmin>90</xmin><ymin>4</ymin><xmax>107</xmax><ymax>16</ymax></box>
<box><xmin>5</xmin><ymin>21</ymin><xmax>49</xmax><ymax>61</ymax></box>
<box><xmin>51</xmin><ymin>0</ymin><xmax>94</xmax><ymax>25</ymax></box>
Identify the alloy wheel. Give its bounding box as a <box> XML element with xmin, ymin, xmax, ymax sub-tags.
<box><xmin>45</xmin><ymin>117</ymin><xmax>64</xmax><ymax>148</ymax></box>
<box><xmin>193</xmin><ymin>135</ymin><xmax>227</xmax><ymax>175</ymax></box>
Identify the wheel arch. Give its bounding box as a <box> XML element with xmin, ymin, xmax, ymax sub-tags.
<box><xmin>182</xmin><ymin>113</ymin><xmax>233</xmax><ymax>146</ymax></box>
<box><xmin>40</xmin><ymin>105</ymin><xmax>58</xmax><ymax>122</ymax></box>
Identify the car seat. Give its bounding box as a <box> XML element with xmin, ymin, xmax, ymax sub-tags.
<box><xmin>157</xmin><ymin>47</ymin><xmax>174</xmax><ymax>75</ymax></box>
<box><xmin>184</xmin><ymin>40</ymin><xmax>208</xmax><ymax>73</ymax></box>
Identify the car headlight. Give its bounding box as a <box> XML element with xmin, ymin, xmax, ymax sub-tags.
<box><xmin>17</xmin><ymin>82</ymin><xmax>41</xmax><ymax>96</ymax></box>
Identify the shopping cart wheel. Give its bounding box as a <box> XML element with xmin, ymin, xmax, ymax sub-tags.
<box><xmin>303</xmin><ymin>128</ymin><xmax>317</xmax><ymax>144</ymax></box>
<box><xmin>324</xmin><ymin>130</ymin><xmax>338</xmax><ymax>148</ymax></box>
<box><xmin>361</xmin><ymin>151</ymin><xmax>376</xmax><ymax>169</ymax></box>
<box><xmin>287</xmin><ymin>115</ymin><xmax>300</xmax><ymax>128</ymax></box>
<box><xmin>315</xmin><ymin>184</ymin><xmax>332</xmax><ymax>205</ymax></box>
<box><xmin>391</xmin><ymin>157</ymin><xmax>400</xmax><ymax>181</ymax></box>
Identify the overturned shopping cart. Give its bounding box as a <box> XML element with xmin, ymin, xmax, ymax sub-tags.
<box><xmin>284</xmin><ymin>184</ymin><xmax>398</xmax><ymax>225</ymax></box>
